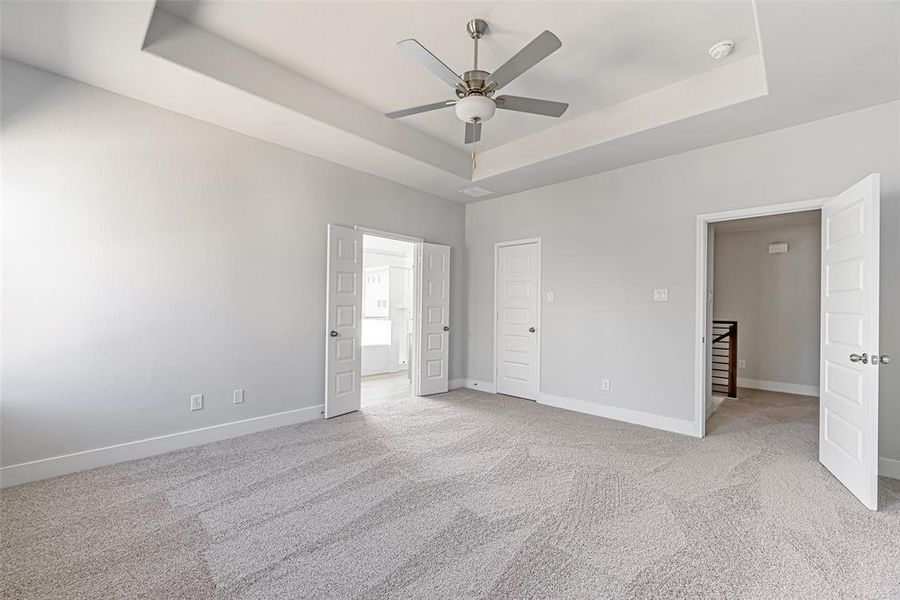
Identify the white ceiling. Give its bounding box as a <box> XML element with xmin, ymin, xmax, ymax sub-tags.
<box><xmin>1</xmin><ymin>1</ymin><xmax>898</xmax><ymax>203</ymax></box>
<box><xmin>161</xmin><ymin>1</ymin><xmax>761</xmax><ymax>150</ymax></box>
<box><xmin>714</xmin><ymin>210</ymin><xmax>821</xmax><ymax>233</ymax></box>
<box><xmin>363</xmin><ymin>235</ymin><xmax>415</xmax><ymax>257</ymax></box>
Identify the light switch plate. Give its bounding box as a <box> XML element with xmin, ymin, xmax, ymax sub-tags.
<box><xmin>234</xmin><ymin>389</ymin><xmax>244</xmax><ymax>404</ymax></box>
<box><xmin>738</xmin><ymin>360</ymin><xmax>746</xmax><ymax>369</ymax></box>
<box><xmin>547</xmin><ymin>291</ymin><xmax>555</xmax><ymax>303</ymax></box>
<box><xmin>653</xmin><ymin>288</ymin><xmax>669</xmax><ymax>302</ymax></box>
<box><xmin>190</xmin><ymin>394</ymin><xmax>203</xmax><ymax>411</ymax></box>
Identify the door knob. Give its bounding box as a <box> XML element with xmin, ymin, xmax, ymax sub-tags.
<box><xmin>873</xmin><ymin>354</ymin><xmax>891</xmax><ymax>365</ymax></box>
<box><xmin>850</xmin><ymin>353</ymin><xmax>868</xmax><ymax>364</ymax></box>
<box><xmin>443</xmin><ymin>325</ymin><xmax>450</xmax><ymax>331</ymax></box>
<box><xmin>330</xmin><ymin>330</ymin><xmax>338</xmax><ymax>337</ymax></box>
<box><xmin>529</xmin><ymin>327</ymin><xmax>536</xmax><ymax>333</ymax></box>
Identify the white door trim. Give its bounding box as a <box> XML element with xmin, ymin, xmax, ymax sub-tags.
<box><xmin>693</xmin><ymin>197</ymin><xmax>829</xmax><ymax>437</ymax></box>
<box><xmin>494</xmin><ymin>237</ymin><xmax>542</xmax><ymax>400</ymax></box>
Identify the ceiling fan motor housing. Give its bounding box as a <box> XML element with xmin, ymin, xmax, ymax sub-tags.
<box><xmin>456</xmin><ymin>95</ymin><xmax>496</xmax><ymax>123</ymax></box>
<box><xmin>460</xmin><ymin>70</ymin><xmax>491</xmax><ymax>95</ymax></box>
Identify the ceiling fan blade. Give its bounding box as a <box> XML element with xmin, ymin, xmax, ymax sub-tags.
<box><xmin>465</xmin><ymin>121</ymin><xmax>482</xmax><ymax>144</ymax></box>
<box><xmin>397</xmin><ymin>39</ymin><xmax>466</xmax><ymax>89</ymax></box>
<box><xmin>495</xmin><ymin>95</ymin><xmax>569</xmax><ymax>117</ymax></box>
<box><xmin>487</xmin><ymin>30</ymin><xmax>562</xmax><ymax>91</ymax></box>
<box><xmin>386</xmin><ymin>100</ymin><xmax>456</xmax><ymax>119</ymax></box>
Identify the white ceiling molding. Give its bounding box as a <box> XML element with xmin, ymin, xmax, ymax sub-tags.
<box><xmin>142</xmin><ymin>7</ymin><xmax>473</xmax><ymax>196</ymax></box>
<box><xmin>473</xmin><ymin>54</ymin><xmax>768</xmax><ymax>180</ymax></box>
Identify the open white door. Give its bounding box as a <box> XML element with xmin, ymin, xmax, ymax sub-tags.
<box><xmin>418</xmin><ymin>243</ymin><xmax>450</xmax><ymax>395</ymax></box>
<box><xmin>820</xmin><ymin>174</ymin><xmax>881</xmax><ymax>510</ymax></box>
<box><xmin>325</xmin><ymin>225</ymin><xmax>363</xmax><ymax>418</ymax></box>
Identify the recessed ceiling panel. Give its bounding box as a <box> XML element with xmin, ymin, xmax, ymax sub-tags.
<box><xmin>161</xmin><ymin>1</ymin><xmax>760</xmax><ymax>150</ymax></box>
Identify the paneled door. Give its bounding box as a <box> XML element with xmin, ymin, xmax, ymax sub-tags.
<box><xmin>325</xmin><ymin>225</ymin><xmax>363</xmax><ymax>418</ymax></box>
<box><xmin>495</xmin><ymin>240</ymin><xmax>540</xmax><ymax>400</ymax></box>
<box><xmin>418</xmin><ymin>243</ymin><xmax>450</xmax><ymax>395</ymax></box>
<box><xmin>820</xmin><ymin>174</ymin><xmax>881</xmax><ymax>510</ymax></box>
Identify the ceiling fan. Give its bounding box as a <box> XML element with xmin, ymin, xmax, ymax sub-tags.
<box><xmin>385</xmin><ymin>19</ymin><xmax>569</xmax><ymax>144</ymax></box>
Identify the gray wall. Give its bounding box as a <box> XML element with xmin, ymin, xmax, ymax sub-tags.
<box><xmin>465</xmin><ymin>100</ymin><xmax>900</xmax><ymax>460</ymax></box>
<box><xmin>713</xmin><ymin>223</ymin><xmax>821</xmax><ymax>389</ymax></box>
<box><xmin>0</xmin><ymin>60</ymin><xmax>466</xmax><ymax>467</ymax></box>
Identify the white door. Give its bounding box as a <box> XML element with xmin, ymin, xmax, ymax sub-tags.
<box><xmin>418</xmin><ymin>243</ymin><xmax>450</xmax><ymax>395</ymax></box>
<box><xmin>325</xmin><ymin>225</ymin><xmax>363</xmax><ymax>418</ymax></box>
<box><xmin>820</xmin><ymin>174</ymin><xmax>881</xmax><ymax>510</ymax></box>
<box><xmin>496</xmin><ymin>241</ymin><xmax>540</xmax><ymax>400</ymax></box>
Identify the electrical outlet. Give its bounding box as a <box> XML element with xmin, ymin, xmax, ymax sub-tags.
<box><xmin>601</xmin><ymin>378</ymin><xmax>611</xmax><ymax>391</ymax></box>
<box><xmin>190</xmin><ymin>394</ymin><xmax>203</xmax><ymax>411</ymax></box>
<box><xmin>738</xmin><ymin>360</ymin><xmax>746</xmax><ymax>369</ymax></box>
<box><xmin>234</xmin><ymin>389</ymin><xmax>244</xmax><ymax>404</ymax></box>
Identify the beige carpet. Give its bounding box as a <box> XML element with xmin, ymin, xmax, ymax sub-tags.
<box><xmin>2</xmin><ymin>387</ymin><xmax>899</xmax><ymax>599</ymax></box>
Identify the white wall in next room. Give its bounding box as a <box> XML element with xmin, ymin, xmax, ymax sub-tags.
<box><xmin>713</xmin><ymin>221</ymin><xmax>821</xmax><ymax>393</ymax></box>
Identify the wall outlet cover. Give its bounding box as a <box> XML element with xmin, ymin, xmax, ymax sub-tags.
<box><xmin>190</xmin><ymin>394</ymin><xmax>203</xmax><ymax>411</ymax></box>
<box><xmin>653</xmin><ymin>288</ymin><xmax>669</xmax><ymax>302</ymax></box>
<box><xmin>601</xmin><ymin>378</ymin><xmax>611</xmax><ymax>391</ymax></box>
<box><xmin>234</xmin><ymin>389</ymin><xmax>244</xmax><ymax>404</ymax></box>
<box><xmin>738</xmin><ymin>360</ymin><xmax>746</xmax><ymax>369</ymax></box>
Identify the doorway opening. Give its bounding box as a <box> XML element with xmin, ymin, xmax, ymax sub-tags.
<box><xmin>705</xmin><ymin>210</ymin><xmax>822</xmax><ymax>424</ymax></box>
<box><xmin>706</xmin><ymin>210</ymin><xmax>822</xmax><ymax>460</ymax></box>
<box><xmin>360</xmin><ymin>234</ymin><xmax>416</xmax><ymax>407</ymax></box>
<box><xmin>326</xmin><ymin>224</ymin><xmax>450</xmax><ymax>418</ymax></box>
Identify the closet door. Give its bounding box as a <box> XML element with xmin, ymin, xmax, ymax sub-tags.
<box><xmin>418</xmin><ymin>243</ymin><xmax>450</xmax><ymax>395</ymax></box>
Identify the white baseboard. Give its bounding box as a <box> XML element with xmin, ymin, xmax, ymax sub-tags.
<box><xmin>0</xmin><ymin>404</ymin><xmax>324</xmax><ymax>489</ymax></box>
<box><xmin>538</xmin><ymin>392</ymin><xmax>698</xmax><ymax>437</ymax></box>
<box><xmin>449</xmin><ymin>379</ymin><xmax>496</xmax><ymax>394</ymax></box>
<box><xmin>706</xmin><ymin>395</ymin><xmax>726</xmax><ymax>419</ymax></box>
<box><xmin>738</xmin><ymin>378</ymin><xmax>819</xmax><ymax>397</ymax></box>
<box><xmin>880</xmin><ymin>457</ymin><xmax>900</xmax><ymax>480</ymax></box>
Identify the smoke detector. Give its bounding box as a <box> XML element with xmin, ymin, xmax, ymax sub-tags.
<box><xmin>709</xmin><ymin>40</ymin><xmax>735</xmax><ymax>60</ymax></box>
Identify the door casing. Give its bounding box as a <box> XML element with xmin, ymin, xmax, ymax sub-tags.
<box><xmin>694</xmin><ymin>198</ymin><xmax>828</xmax><ymax>437</ymax></box>
<box><xmin>494</xmin><ymin>238</ymin><xmax>542</xmax><ymax>400</ymax></box>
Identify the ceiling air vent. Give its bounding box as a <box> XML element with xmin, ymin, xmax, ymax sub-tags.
<box><xmin>459</xmin><ymin>186</ymin><xmax>493</xmax><ymax>198</ymax></box>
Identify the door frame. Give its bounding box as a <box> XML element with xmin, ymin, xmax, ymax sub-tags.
<box><xmin>693</xmin><ymin>197</ymin><xmax>828</xmax><ymax>437</ymax></box>
<box><xmin>354</xmin><ymin>226</ymin><xmax>425</xmax><ymax>398</ymax></box>
<box><xmin>493</xmin><ymin>237</ymin><xmax>542</xmax><ymax>400</ymax></box>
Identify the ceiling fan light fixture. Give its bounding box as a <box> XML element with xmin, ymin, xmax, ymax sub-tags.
<box><xmin>455</xmin><ymin>95</ymin><xmax>496</xmax><ymax>123</ymax></box>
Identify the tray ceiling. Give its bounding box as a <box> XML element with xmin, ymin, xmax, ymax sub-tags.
<box><xmin>2</xmin><ymin>1</ymin><xmax>898</xmax><ymax>203</ymax></box>
<box><xmin>162</xmin><ymin>1</ymin><xmax>761</xmax><ymax>150</ymax></box>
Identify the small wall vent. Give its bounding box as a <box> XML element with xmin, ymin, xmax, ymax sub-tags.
<box><xmin>459</xmin><ymin>186</ymin><xmax>493</xmax><ymax>198</ymax></box>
